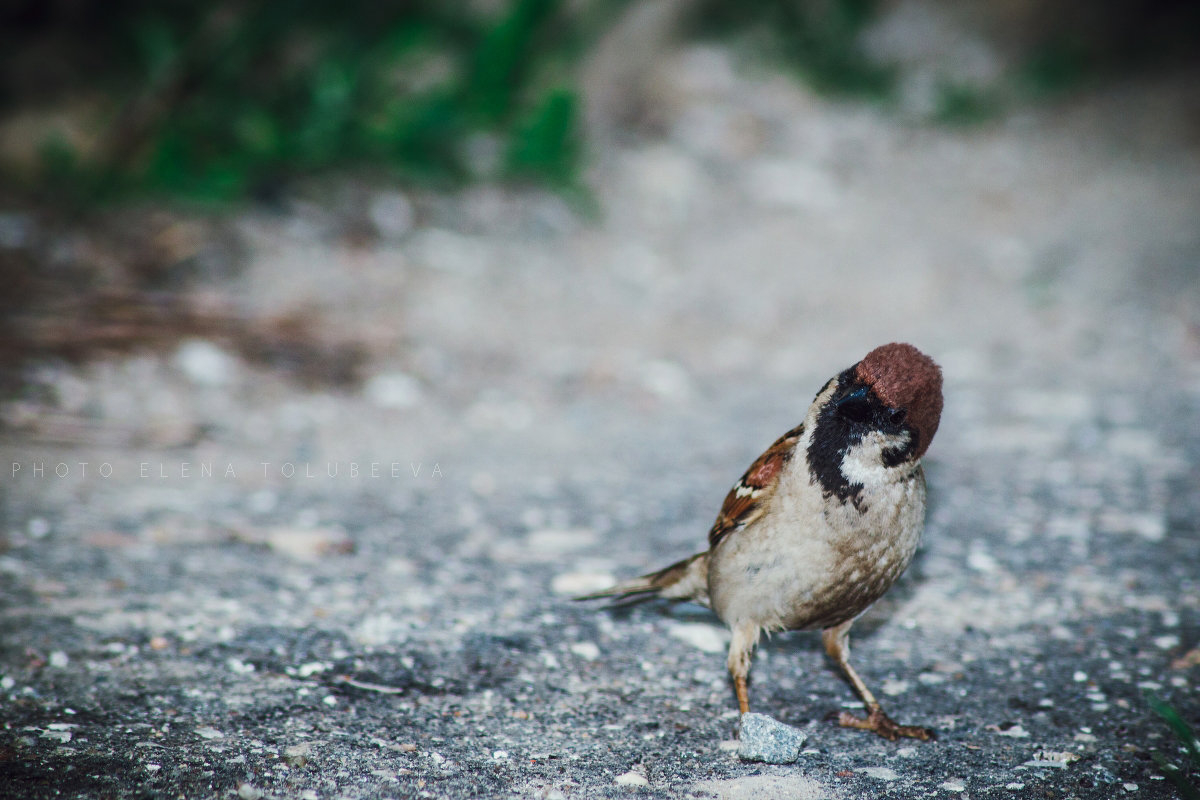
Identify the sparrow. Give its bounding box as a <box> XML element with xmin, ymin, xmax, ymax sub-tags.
<box><xmin>580</xmin><ymin>343</ymin><xmax>943</xmax><ymax>741</ymax></box>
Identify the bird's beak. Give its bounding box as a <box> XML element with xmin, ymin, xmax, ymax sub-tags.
<box><xmin>835</xmin><ymin>387</ymin><xmax>873</xmax><ymax>422</ymax></box>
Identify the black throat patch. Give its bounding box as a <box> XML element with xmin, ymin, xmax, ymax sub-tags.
<box><xmin>805</xmin><ymin>367</ymin><xmax>917</xmax><ymax>509</ymax></box>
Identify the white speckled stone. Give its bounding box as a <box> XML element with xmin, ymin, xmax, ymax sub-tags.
<box><xmin>737</xmin><ymin>713</ymin><xmax>807</xmax><ymax>764</ymax></box>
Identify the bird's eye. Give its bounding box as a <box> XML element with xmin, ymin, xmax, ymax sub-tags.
<box><xmin>887</xmin><ymin>408</ymin><xmax>906</xmax><ymax>425</ymax></box>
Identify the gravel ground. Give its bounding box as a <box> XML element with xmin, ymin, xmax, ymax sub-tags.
<box><xmin>2</xmin><ymin>12</ymin><xmax>1200</xmax><ymax>800</ymax></box>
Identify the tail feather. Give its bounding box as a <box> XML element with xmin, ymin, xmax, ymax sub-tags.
<box><xmin>575</xmin><ymin>552</ymin><xmax>710</xmax><ymax>607</ymax></box>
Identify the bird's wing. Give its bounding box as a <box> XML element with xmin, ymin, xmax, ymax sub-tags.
<box><xmin>707</xmin><ymin>423</ymin><xmax>804</xmax><ymax>550</ymax></box>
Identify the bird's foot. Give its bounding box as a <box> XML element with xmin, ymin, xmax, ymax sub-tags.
<box><xmin>837</xmin><ymin>706</ymin><xmax>935</xmax><ymax>741</ymax></box>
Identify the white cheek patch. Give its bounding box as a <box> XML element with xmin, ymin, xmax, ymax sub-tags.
<box><xmin>840</xmin><ymin>430</ymin><xmax>912</xmax><ymax>487</ymax></box>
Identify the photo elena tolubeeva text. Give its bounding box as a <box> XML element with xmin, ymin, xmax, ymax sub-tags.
<box><xmin>8</xmin><ymin>461</ymin><xmax>443</xmax><ymax>480</ymax></box>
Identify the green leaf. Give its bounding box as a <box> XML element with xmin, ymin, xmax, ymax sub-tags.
<box><xmin>505</xmin><ymin>87</ymin><xmax>579</xmax><ymax>184</ymax></box>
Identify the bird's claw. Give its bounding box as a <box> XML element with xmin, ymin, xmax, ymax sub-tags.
<box><xmin>836</xmin><ymin>706</ymin><xmax>936</xmax><ymax>741</ymax></box>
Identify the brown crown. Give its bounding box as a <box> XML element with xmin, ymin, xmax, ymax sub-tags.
<box><xmin>854</xmin><ymin>342</ymin><xmax>943</xmax><ymax>457</ymax></box>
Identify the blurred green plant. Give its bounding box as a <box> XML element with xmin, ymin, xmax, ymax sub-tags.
<box><xmin>1147</xmin><ymin>693</ymin><xmax>1200</xmax><ymax>799</ymax></box>
<box><xmin>933</xmin><ymin>82</ymin><xmax>1002</xmax><ymax>126</ymax></box>
<box><xmin>2</xmin><ymin>0</ymin><xmax>597</xmax><ymax>202</ymax></box>
<box><xmin>1018</xmin><ymin>36</ymin><xmax>1096</xmax><ymax>98</ymax></box>
<box><xmin>8</xmin><ymin>1</ymin><xmax>1198</xmax><ymax>203</ymax></box>
<box><xmin>694</xmin><ymin>0</ymin><xmax>893</xmax><ymax>98</ymax></box>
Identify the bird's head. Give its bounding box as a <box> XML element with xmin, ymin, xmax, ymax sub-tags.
<box><xmin>807</xmin><ymin>343</ymin><xmax>943</xmax><ymax>503</ymax></box>
<box><xmin>845</xmin><ymin>342</ymin><xmax>943</xmax><ymax>459</ymax></box>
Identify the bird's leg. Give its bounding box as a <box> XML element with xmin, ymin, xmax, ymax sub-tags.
<box><xmin>821</xmin><ymin>620</ymin><xmax>935</xmax><ymax>741</ymax></box>
<box><xmin>727</xmin><ymin>623</ymin><xmax>760</xmax><ymax>716</ymax></box>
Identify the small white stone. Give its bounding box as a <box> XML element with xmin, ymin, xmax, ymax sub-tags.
<box><xmin>175</xmin><ymin>340</ymin><xmax>235</xmax><ymax>387</ymax></box>
<box><xmin>858</xmin><ymin>767</ymin><xmax>900</xmax><ymax>781</ymax></box>
<box><xmin>322</xmin><ymin>695</ymin><xmax>337</xmax><ymax>707</ymax></box>
<box><xmin>1123</xmin><ymin>783</ymin><xmax>1138</xmax><ymax>792</ymax></box>
<box><xmin>364</xmin><ymin>372</ymin><xmax>422</xmax><ymax>409</ymax></box>
<box><xmin>526</xmin><ymin>528</ymin><xmax>596</xmax><ymax>555</ymax></box>
<box><xmin>614</xmin><ymin>770</ymin><xmax>649</xmax><ymax>787</ymax></box>
<box><xmin>996</xmin><ymin>724</ymin><xmax>1029</xmax><ymax>738</ymax></box>
<box><xmin>283</xmin><ymin>742</ymin><xmax>311</xmax><ymax>767</ymax></box>
<box><xmin>195</xmin><ymin>727</ymin><xmax>224</xmax><ymax>740</ymax></box>
<box><xmin>551</xmin><ymin>572</ymin><xmax>615</xmax><ymax>596</ymax></box>
<box><xmin>966</xmin><ymin>549</ymin><xmax>998</xmax><ymax>573</ymax></box>
<box><xmin>1153</xmin><ymin>635</ymin><xmax>1180</xmax><ymax>650</ymax></box>
<box><xmin>492</xmin><ymin>750</ymin><xmax>509</xmax><ymax>760</ymax></box>
<box><xmin>668</xmin><ymin>623</ymin><xmax>728</xmax><ymax>654</ymax></box>
<box><xmin>940</xmin><ymin>778</ymin><xmax>966</xmax><ymax>791</ymax></box>
<box><xmin>1033</xmin><ymin>750</ymin><xmax>1081</xmax><ymax>766</ymax></box>
<box><xmin>1073</xmin><ymin>671</ymin><xmax>1088</xmax><ymax>682</ymax></box>
<box><xmin>48</xmin><ymin>651</ymin><xmax>69</xmax><ymax>668</ymax></box>
<box><xmin>882</xmin><ymin>678</ymin><xmax>910</xmax><ymax>696</ymax></box>
<box><xmin>237</xmin><ymin>783</ymin><xmax>263</xmax><ymax>800</ymax></box>
<box><xmin>226</xmin><ymin>657</ymin><xmax>255</xmax><ymax>674</ymax></box>
<box><xmin>570</xmin><ymin>642</ymin><xmax>601</xmax><ymax>661</ymax></box>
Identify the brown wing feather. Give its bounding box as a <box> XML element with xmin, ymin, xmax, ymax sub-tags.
<box><xmin>707</xmin><ymin>423</ymin><xmax>803</xmax><ymax>550</ymax></box>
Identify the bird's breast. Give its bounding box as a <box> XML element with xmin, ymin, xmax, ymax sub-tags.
<box><xmin>708</xmin><ymin>465</ymin><xmax>926</xmax><ymax>632</ymax></box>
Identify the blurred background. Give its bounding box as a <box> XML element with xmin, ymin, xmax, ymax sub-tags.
<box><xmin>0</xmin><ymin>0</ymin><xmax>1198</xmax><ymax>390</ymax></box>
<box><xmin>0</xmin><ymin>0</ymin><xmax>1198</xmax><ymax>394</ymax></box>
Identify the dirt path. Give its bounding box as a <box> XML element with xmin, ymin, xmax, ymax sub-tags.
<box><xmin>2</xmin><ymin>25</ymin><xmax>1199</xmax><ymax>800</ymax></box>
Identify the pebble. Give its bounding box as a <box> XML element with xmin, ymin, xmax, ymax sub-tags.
<box><xmin>570</xmin><ymin>642</ymin><xmax>601</xmax><ymax>661</ymax></box>
<box><xmin>994</xmin><ymin>723</ymin><xmax>1029</xmax><ymax>738</ymax></box>
<box><xmin>283</xmin><ymin>742</ymin><xmax>311</xmax><ymax>767</ymax></box>
<box><xmin>175</xmin><ymin>340</ymin><xmax>236</xmax><ymax>387</ymax></box>
<box><xmin>667</xmin><ymin>623</ymin><xmax>728</xmax><ymax>654</ymax></box>
<box><xmin>614</xmin><ymin>770</ymin><xmax>649</xmax><ymax>787</ymax></box>
<box><xmin>737</xmin><ymin>713</ymin><xmax>807</xmax><ymax>764</ymax></box>
<box><xmin>941</xmin><ymin>778</ymin><xmax>967</xmax><ymax>791</ymax></box>
<box><xmin>364</xmin><ymin>372</ymin><xmax>422</xmax><ymax>409</ymax></box>
<box><xmin>263</xmin><ymin>526</ymin><xmax>353</xmax><ymax>562</ymax></box>
<box><xmin>859</xmin><ymin>767</ymin><xmax>900</xmax><ymax>782</ymax></box>
<box><xmin>551</xmin><ymin>572</ymin><xmax>615</xmax><ymax>596</ymax></box>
